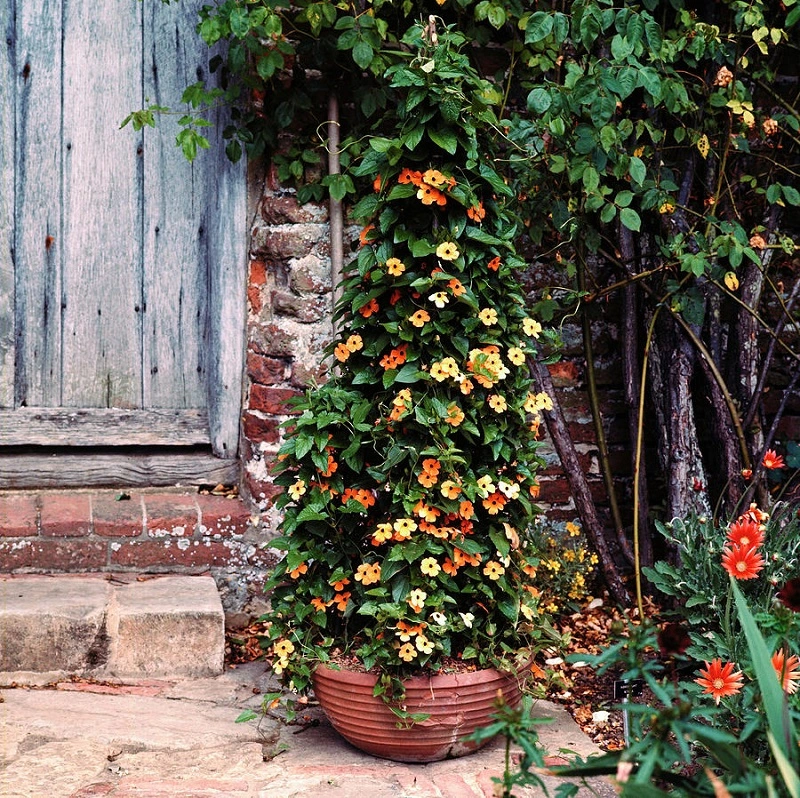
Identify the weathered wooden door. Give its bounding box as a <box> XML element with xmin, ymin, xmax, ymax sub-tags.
<box><xmin>0</xmin><ymin>0</ymin><xmax>246</xmax><ymax>487</ymax></box>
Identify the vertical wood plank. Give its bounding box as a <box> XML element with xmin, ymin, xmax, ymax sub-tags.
<box><xmin>0</xmin><ymin>0</ymin><xmax>16</xmax><ymax>407</ymax></box>
<box><xmin>206</xmin><ymin>102</ymin><xmax>247</xmax><ymax>459</ymax></box>
<box><xmin>61</xmin><ymin>0</ymin><xmax>142</xmax><ymax>408</ymax></box>
<box><xmin>142</xmin><ymin>0</ymin><xmax>207</xmax><ymax>409</ymax></box>
<box><xmin>10</xmin><ymin>0</ymin><xmax>64</xmax><ymax>407</ymax></box>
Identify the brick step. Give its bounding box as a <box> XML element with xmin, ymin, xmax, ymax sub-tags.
<box><xmin>0</xmin><ymin>574</ymin><xmax>225</xmax><ymax>680</ymax></box>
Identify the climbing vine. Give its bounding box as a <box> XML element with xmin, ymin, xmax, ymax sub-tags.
<box><xmin>130</xmin><ymin>0</ymin><xmax>800</xmax><ymax>603</ymax></box>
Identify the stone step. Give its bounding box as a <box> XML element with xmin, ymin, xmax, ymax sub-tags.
<box><xmin>0</xmin><ymin>574</ymin><xmax>224</xmax><ymax>681</ymax></box>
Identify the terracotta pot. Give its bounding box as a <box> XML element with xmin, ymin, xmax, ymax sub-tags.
<box><xmin>311</xmin><ymin>663</ymin><xmax>525</xmax><ymax>762</ymax></box>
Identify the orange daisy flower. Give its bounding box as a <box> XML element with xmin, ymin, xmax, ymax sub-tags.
<box><xmin>772</xmin><ymin>650</ymin><xmax>800</xmax><ymax>694</ymax></box>
<box><xmin>398</xmin><ymin>168</ymin><xmax>423</xmax><ymax>186</ymax></box>
<box><xmin>448</xmin><ymin>278</ymin><xmax>466</xmax><ymax>297</ymax></box>
<box><xmin>289</xmin><ymin>562</ymin><xmax>308</xmax><ymax>579</ymax></box>
<box><xmin>359</xmin><ymin>298</ymin><xmax>379</xmax><ymax>317</ymax></box>
<box><xmin>482</xmin><ymin>492</ymin><xmax>507</xmax><ymax>515</ymax></box>
<box><xmin>763</xmin><ymin>449</ymin><xmax>786</xmax><ymax>469</ymax></box>
<box><xmin>721</xmin><ymin>544</ymin><xmax>765</xmax><ymax>580</ymax></box>
<box><xmin>467</xmin><ymin>201</ymin><xmax>485</xmax><ymax>222</ymax></box>
<box><xmin>695</xmin><ymin>659</ymin><xmax>744</xmax><ymax>704</ymax></box>
<box><xmin>311</xmin><ymin>597</ymin><xmax>329</xmax><ymax>612</ymax></box>
<box><xmin>409</xmin><ymin>309</ymin><xmax>431</xmax><ymax>328</ymax></box>
<box><xmin>334</xmin><ymin>343</ymin><xmax>351</xmax><ymax>362</ymax></box>
<box><xmin>418</xmin><ymin>470</ymin><xmax>438</xmax><ymax>488</ymax></box>
<box><xmin>359</xmin><ymin>224</ymin><xmax>376</xmax><ymax>246</ymax></box>
<box><xmin>459</xmin><ymin>500</ymin><xmax>474</xmax><ymax>519</ymax></box>
<box><xmin>726</xmin><ymin>517</ymin><xmax>765</xmax><ymax>549</ymax></box>
<box><xmin>333</xmin><ymin>592</ymin><xmax>351</xmax><ymax>612</ymax></box>
<box><xmin>442</xmin><ymin>557</ymin><xmax>459</xmax><ymax>576</ymax></box>
<box><xmin>417</xmin><ymin>184</ymin><xmax>447</xmax><ymax>206</ymax></box>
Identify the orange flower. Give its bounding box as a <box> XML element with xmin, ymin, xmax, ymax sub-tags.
<box><xmin>772</xmin><ymin>650</ymin><xmax>800</xmax><ymax>694</ymax></box>
<box><xmin>359</xmin><ymin>224</ymin><xmax>376</xmax><ymax>246</ymax></box>
<box><xmin>442</xmin><ymin>557</ymin><xmax>459</xmax><ymax>576</ymax></box>
<box><xmin>459</xmin><ymin>378</ymin><xmax>474</xmax><ymax>395</ymax></box>
<box><xmin>467</xmin><ymin>202</ymin><xmax>485</xmax><ymax>222</ymax></box>
<box><xmin>482</xmin><ymin>491</ymin><xmax>507</xmax><ymax>515</ymax></box>
<box><xmin>448</xmin><ymin>278</ymin><xmax>466</xmax><ymax>297</ymax></box>
<box><xmin>359</xmin><ymin>298</ymin><xmax>379</xmax><ymax>317</ymax></box>
<box><xmin>409</xmin><ymin>309</ymin><xmax>431</xmax><ymax>328</ymax></box>
<box><xmin>726</xmin><ymin>517</ymin><xmax>764</xmax><ymax>549</ymax></box>
<box><xmin>487</xmin><ymin>256</ymin><xmax>501</xmax><ymax>272</ymax></box>
<box><xmin>422</xmin><ymin>457</ymin><xmax>441</xmax><ymax>474</ymax></box>
<box><xmin>386</xmin><ymin>257</ymin><xmax>406</xmax><ymax>276</ymax></box>
<box><xmin>320</xmin><ymin>454</ymin><xmax>338</xmax><ymax>477</ymax></box>
<box><xmin>444</xmin><ymin>403</ymin><xmax>465</xmax><ymax>426</ymax></box>
<box><xmin>372</xmin><ymin>175</ymin><xmax>383</xmax><ymax>192</ymax></box>
<box><xmin>289</xmin><ymin>562</ymin><xmax>308</xmax><ymax>579</ymax></box>
<box><xmin>331</xmin><ymin>577</ymin><xmax>350</xmax><ymax>591</ymax></box>
<box><xmin>763</xmin><ymin>449</ymin><xmax>785</xmax><ymax>469</ymax></box>
<box><xmin>417</xmin><ymin>184</ymin><xmax>447</xmax><ymax>206</ymax></box>
<box><xmin>333</xmin><ymin>591</ymin><xmax>351</xmax><ymax>612</ymax></box>
<box><xmin>695</xmin><ymin>659</ymin><xmax>744</xmax><ymax>704</ymax></box>
<box><xmin>418</xmin><ymin>470</ymin><xmax>438</xmax><ymax>487</ymax></box>
<box><xmin>721</xmin><ymin>544</ymin><xmax>765</xmax><ymax>580</ymax></box>
<box><xmin>440</xmin><ymin>480</ymin><xmax>461</xmax><ymax>499</ymax></box>
<box><xmin>311</xmin><ymin>597</ymin><xmax>329</xmax><ymax>612</ymax></box>
<box><xmin>334</xmin><ymin>342</ymin><xmax>351</xmax><ymax>362</ymax></box>
<box><xmin>422</xmin><ymin>169</ymin><xmax>447</xmax><ymax>187</ymax></box>
<box><xmin>354</xmin><ymin>562</ymin><xmax>381</xmax><ymax>586</ymax></box>
<box><xmin>371</xmin><ymin>522</ymin><xmax>393</xmax><ymax>546</ymax></box>
<box><xmin>398</xmin><ymin>168</ymin><xmax>423</xmax><ymax>186</ymax></box>
<box><xmin>459</xmin><ymin>500</ymin><xmax>474</xmax><ymax>519</ymax></box>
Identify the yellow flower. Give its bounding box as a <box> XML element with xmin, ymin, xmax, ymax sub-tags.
<box><xmin>398</xmin><ymin>642</ymin><xmax>418</xmax><ymax>662</ymax></box>
<box><xmin>393</xmin><ymin>517</ymin><xmax>418</xmax><ymax>539</ymax></box>
<box><xmin>436</xmin><ymin>242</ymin><xmax>459</xmax><ymax>261</ymax></box>
<box><xmin>476</xmin><ymin>475</ymin><xmax>496</xmax><ymax>496</ymax></box>
<box><xmin>273</xmin><ymin>639</ymin><xmax>295</xmax><ymax>657</ymax></box>
<box><xmin>478</xmin><ymin>308</ymin><xmax>498</xmax><ymax>326</ymax></box>
<box><xmin>409</xmin><ymin>309</ymin><xmax>431</xmax><ymax>328</ymax></box>
<box><xmin>408</xmin><ymin>588</ymin><xmax>428</xmax><ymax>612</ymax></box>
<box><xmin>386</xmin><ymin>257</ymin><xmax>406</xmax><ymax>276</ymax></box>
<box><xmin>288</xmin><ymin>479</ymin><xmax>306</xmax><ymax>500</ymax></box>
<box><xmin>420</xmin><ymin>557</ymin><xmax>442</xmax><ymax>577</ymax></box>
<box><xmin>429</xmin><ymin>291</ymin><xmax>450</xmax><ymax>308</ymax></box>
<box><xmin>566</xmin><ymin>521</ymin><xmax>581</xmax><ymax>537</ymax></box>
<box><xmin>724</xmin><ymin>272</ymin><xmax>739</xmax><ymax>291</ymax></box>
<box><xmin>483</xmin><ymin>561</ymin><xmax>506</xmax><ymax>580</ymax></box>
<box><xmin>346</xmin><ymin>334</ymin><xmax>363</xmax><ymax>352</ymax></box>
<box><xmin>534</xmin><ymin>391</ymin><xmax>553</xmax><ymax>411</ymax></box>
<box><xmin>522</xmin><ymin>317</ymin><xmax>542</xmax><ymax>337</ymax></box>
<box><xmin>488</xmin><ymin>394</ymin><xmax>507</xmax><ymax>413</ymax></box>
<box><xmin>415</xmin><ymin>635</ymin><xmax>434</xmax><ymax>654</ymax></box>
<box><xmin>507</xmin><ymin>347</ymin><xmax>525</xmax><ymax>365</ymax></box>
<box><xmin>372</xmin><ymin>523</ymin><xmax>393</xmax><ymax>545</ymax></box>
<box><xmin>430</xmin><ymin>361</ymin><xmax>449</xmax><ymax>382</ymax></box>
<box><xmin>498</xmin><ymin>480</ymin><xmax>519</xmax><ymax>499</ymax></box>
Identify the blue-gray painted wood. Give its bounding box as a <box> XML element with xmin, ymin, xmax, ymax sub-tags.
<box><xmin>0</xmin><ymin>0</ymin><xmax>15</xmax><ymax>407</ymax></box>
<box><xmin>0</xmin><ymin>0</ymin><xmax>247</xmax><ymax>477</ymax></box>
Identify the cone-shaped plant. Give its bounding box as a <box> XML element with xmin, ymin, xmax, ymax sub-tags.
<box><xmin>265</xmin><ymin>26</ymin><xmax>553</xmax><ymax>693</ymax></box>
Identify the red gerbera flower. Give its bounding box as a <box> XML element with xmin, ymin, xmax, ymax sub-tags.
<box><xmin>695</xmin><ymin>659</ymin><xmax>744</xmax><ymax>704</ymax></box>
<box><xmin>721</xmin><ymin>544</ymin><xmax>765</xmax><ymax>580</ymax></box>
<box><xmin>726</xmin><ymin>517</ymin><xmax>765</xmax><ymax>550</ymax></box>
<box><xmin>763</xmin><ymin>448</ymin><xmax>786</xmax><ymax>469</ymax></box>
<box><xmin>772</xmin><ymin>650</ymin><xmax>800</xmax><ymax>694</ymax></box>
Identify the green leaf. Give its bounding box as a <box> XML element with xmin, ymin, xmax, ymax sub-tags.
<box><xmin>620</xmin><ymin>208</ymin><xmax>641</xmax><ymax>231</ymax></box>
<box><xmin>732</xmin><ymin>578</ymin><xmax>797</xmax><ymax>758</ymax></box>
<box><xmin>352</xmin><ymin>40</ymin><xmax>374</xmax><ymax>70</ymax></box>
<box><xmin>428</xmin><ymin>127</ymin><xmax>459</xmax><ymax>155</ymax></box>
<box><xmin>628</xmin><ymin>157</ymin><xmax>646</xmax><ymax>185</ymax></box>
<box><xmin>527</xmin><ymin>87</ymin><xmax>552</xmax><ymax>115</ymax></box>
<box><xmin>525</xmin><ymin>11</ymin><xmax>554</xmax><ymax>43</ymax></box>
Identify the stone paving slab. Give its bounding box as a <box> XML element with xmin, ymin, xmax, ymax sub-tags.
<box><xmin>0</xmin><ymin>663</ymin><xmax>618</xmax><ymax>798</ymax></box>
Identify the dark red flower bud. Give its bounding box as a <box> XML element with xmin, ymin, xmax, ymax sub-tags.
<box><xmin>777</xmin><ymin>578</ymin><xmax>800</xmax><ymax>612</ymax></box>
<box><xmin>658</xmin><ymin>622</ymin><xmax>691</xmax><ymax>657</ymax></box>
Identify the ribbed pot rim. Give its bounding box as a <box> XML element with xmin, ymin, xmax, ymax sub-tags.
<box><xmin>314</xmin><ymin>662</ymin><xmax>526</xmax><ymax>687</ymax></box>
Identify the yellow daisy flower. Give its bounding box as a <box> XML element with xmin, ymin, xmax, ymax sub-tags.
<box><xmin>436</xmin><ymin>242</ymin><xmax>459</xmax><ymax>261</ymax></box>
<box><xmin>478</xmin><ymin>308</ymin><xmax>498</xmax><ymax>326</ymax></box>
